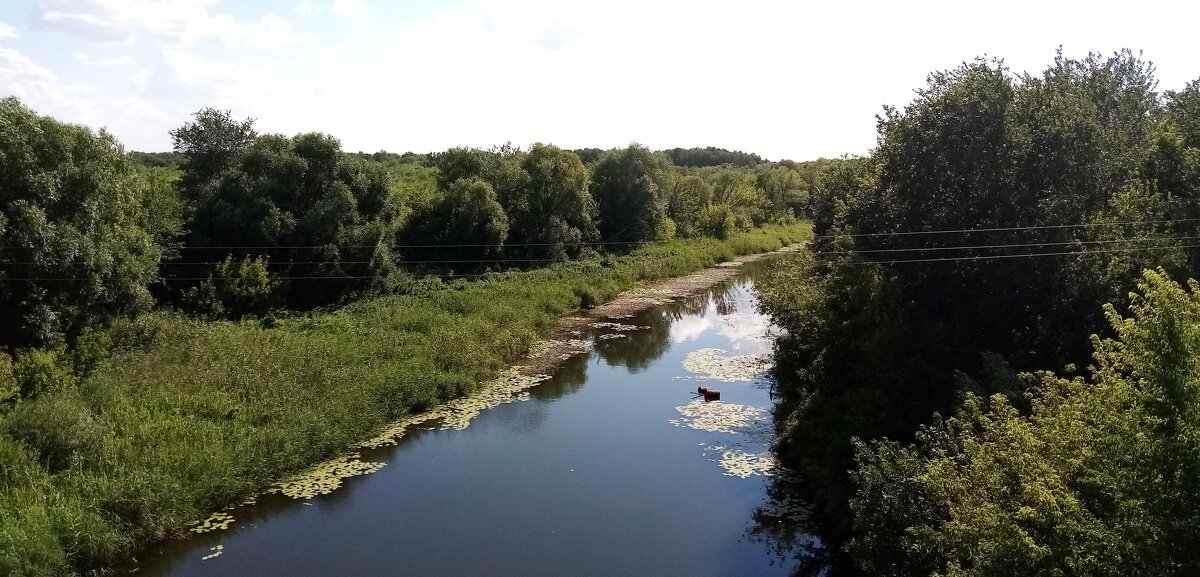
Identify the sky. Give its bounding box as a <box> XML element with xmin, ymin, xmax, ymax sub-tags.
<box><xmin>0</xmin><ymin>0</ymin><xmax>1197</xmax><ymax>161</ymax></box>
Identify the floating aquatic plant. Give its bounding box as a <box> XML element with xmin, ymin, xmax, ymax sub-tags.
<box><xmin>201</xmin><ymin>545</ymin><xmax>224</xmax><ymax>561</ymax></box>
<box><xmin>757</xmin><ymin>493</ymin><xmax>814</xmax><ymax>522</ymax></box>
<box><xmin>272</xmin><ymin>454</ymin><xmax>387</xmax><ymax>500</ymax></box>
<box><xmin>707</xmin><ymin>446</ymin><xmax>776</xmax><ymax>479</ymax></box>
<box><xmin>356</xmin><ymin>367</ymin><xmax>553</xmax><ymax>449</ymax></box>
<box><xmin>681</xmin><ymin>348</ymin><xmax>771</xmax><ymax>382</ymax></box>
<box><xmin>190</xmin><ymin>512</ymin><xmax>235</xmax><ymax>534</ymax></box>
<box><xmin>597</xmin><ymin>333</ymin><xmax>629</xmax><ymax>341</ymax></box>
<box><xmin>670</xmin><ymin>400</ymin><xmax>770</xmax><ymax>436</ymax></box>
<box><xmin>527</xmin><ymin>339</ymin><xmax>592</xmax><ymax>362</ymax></box>
<box><xmin>588</xmin><ymin>322</ymin><xmax>649</xmax><ymax>331</ymax></box>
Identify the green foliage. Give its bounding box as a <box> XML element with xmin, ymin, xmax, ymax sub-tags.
<box><xmin>170</xmin><ymin>108</ymin><xmax>257</xmax><ymax>193</ymax></box>
<box><xmin>0</xmin><ymin>97</ymin><xmax>170</xmax><ymax>348</ymax></box>
<box><xmin>427</xmin><ymin>144</ymin><xmax>597</xmax><ymax>261</ymax></box>
<box><xmin>759</xmin><ymin>50</ymin><xmax>1200</xmax><ymax>553</ymax></box>
<box><xmin>0</xmin><ymin>353</ymin><xmax>17</xmax><ymax>407</ymax></box>
<box><xmin>664</xmin><ymin>146</ymin><xmax>764</xmax><ymax>167</ymax></box>
<box><xmin>128</xmin><ymin>151</ymin><xmax>183</xmax><ymax>169</ymax></box>
<box><xmin>755</xmin><ymin>162</ymin><xmax>809</xmax><ymax>218</ymax></box>
<box><xmin>656</xmin><ymin>217</ymin><xmax>677</xmax><ymax>241</ymax></box>
<box><xmin>697</xmin><ymin>204</ymin><xmax>737</xmax><ymax>239</ymax></box>
<box><xmin>509</xmin><ymin>143</ymin><xmax>598</xmax><ymax>259</ymax></box>
<box><xmin>666</xmin><ymin>175</ymin><xmax>710</xmax><ymax>237</ymax></box>
<box><xmin>68</xmin><ymin>328</ymin><xmax>112</xmax><ymax>379</ymax></box>
<box><xmin>591</xmin><ymin>144</ymin><xmax>672</xmax><ymax>245</ymax></box>
<box><xmin>13</xmin><ymin>349</ymin><xmax>76</xmax><ymax>401</ymax></box>
<box><xmin>182</xmin><ymin>256</ymin><xmax>279</xmax><ymax>320</ymax></box>
<box><xmin>172</xmin><ymin>117</ymin><xmax>400</xmax><ymax>308</ymax></box>
<box><xmin>0</xmin><ymin>223</ymin><xmax>809</xmax><ymax>576</ymax></box>
<box><xmin>852</xmin><ymin>269</ymin><xmax>1200</xmax><ymax>576</ymax></box>
<box><xmin>405</xmin><ymin>177</ymin><xmax>509</xmax><ymax>264</ymax></box>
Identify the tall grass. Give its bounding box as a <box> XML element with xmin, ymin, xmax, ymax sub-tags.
<box><xmin>0</xmin><ymin>222</ymin><xmax>810</xmax><ymax>575</ymax></box>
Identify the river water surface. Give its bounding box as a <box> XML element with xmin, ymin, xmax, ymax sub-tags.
<box><xmin>130</xmin><ymin>257</ymin><xmax>814</xmax><ymax>576</ymax></box>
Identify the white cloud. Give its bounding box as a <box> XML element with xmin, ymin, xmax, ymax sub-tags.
<box><xmin>10</xmin><ymin>0</ymin><xmax>1200</xmax><ymax>159</ymax></box>
<box><xmin>671</xmin><ymin>315</ymin><xmax>714</xmax><ymax>344</ymax></box>
<box><xmin>295</xmin><ymin>1</ymin><xmax>322</xmax><ymax>18</ymax></box>
<box><xmin>0</xmin><ymin>21</ymin><xmax>19</xmax><ymax>39</ymax></box>
<box><xmin>73</xmin><ymin>51</ymin><xmax>135</xmax><ymax>66</ymax></box>
<box><xmin>0</xmin><ymin>47</ymin><xmax>58</xmax><ymax>96</ymax></box>
<box><xmin>0</xmin><ymin>45</ymin><xmax>108</xmax><ymax>130</ymax></box>
<box><xmin>331</xmin><ymin>0</ymin><xmax>368</xmax><ymax>18</ymax></box>
<box><xmin>30</xmin><ymin>0</ymin><xmax>317</xmax><ymax>49</ymax></box>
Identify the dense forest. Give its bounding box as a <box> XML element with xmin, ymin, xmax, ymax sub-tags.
<box><xmin>758</xmin><ymin>50</ymin><xmax>1200</xmax><ymax>575</ymax></box>
<box><xmin>0</xmin><ymin>95</ymin><xmax>812</xmax><ymax>575</ymax></box>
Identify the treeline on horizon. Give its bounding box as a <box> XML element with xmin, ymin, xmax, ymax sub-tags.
<box><xmin>1</xmin><ymin>98</ymin><xmax>826</xmax><ymax>353</ymax></box>
<box><xmin>134</xmin><ymin>144</ymin><xmax>768</xmax><ymax>171</ymax></box>
<box><xmin>757</xmin><ymin>49</ymin><xmax>1200</xmax><ymax>575</ymax></box>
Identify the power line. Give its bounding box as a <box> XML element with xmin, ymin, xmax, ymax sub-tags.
<box><xmin>1</xmin><ymin>258</ymin><xmax>577</xmax><ymax>266</ymax></box>
<box><xmin>3</xmin><ymin>242</ymin><xmax>1196</xmax><ymax>281</ymax></box>
<box><xmin>806</xmin><ymin>235</ymin><xmax>1200</xmax><ymax>256</ymax></box>
<box><xmin>2</xmin><ymin>219</ymin><xmax>1193</xmax><ymax>252</ymax></box>
<box><xmin>8</xmin><ymin>235</ymin><xmax>1196</xmax><ymax>267</ymax></box>
<box><xmin>833</xmin><ymin>242</ymin><xmax>1200</xmax><ymax>266</ymax></box>
<box><xmin>809</xmin><ymin>218</ymin><xmax>1200</xmax><ymax>240</ymax></box>
<box><xmin>0</xmin><ymin>240</ymin><xmax>651</xmax><ymax>251</ymax></box>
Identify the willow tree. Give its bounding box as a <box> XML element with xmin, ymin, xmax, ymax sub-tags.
<box><xmin>0</xmin><ymin>97</ymin><xmax>174</xmax><ymax>348</ymax></box>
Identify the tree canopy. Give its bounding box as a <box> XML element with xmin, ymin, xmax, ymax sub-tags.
<box><xmin>0</xmin><ymin>97</ymin><xmax>175</xmax><ymax>348</ymax></box>
<box><xmin>758</xmin><ymin>51</ymin><xmax>1200</xmax><ymax>574</ymax></box>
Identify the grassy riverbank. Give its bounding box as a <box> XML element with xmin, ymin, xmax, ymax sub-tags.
<box><xmin>0</xmin><ymin>222</ymin><xmax>809</xmax><ymax>576</ymax></box>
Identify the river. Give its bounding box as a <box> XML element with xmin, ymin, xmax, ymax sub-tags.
<box><xmin>128</xmin><ymin>256</ymin><xmax>818</xmax><ymax>576</ymax></box>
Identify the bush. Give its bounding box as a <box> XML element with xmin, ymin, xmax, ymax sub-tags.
<box><xmin>183</xmin><ymin>256</ymin><xmax>280</xmax><ymax>319</ymax></box>
<box><xmin>0</xmin><ymin>353</ymin><xmax>17</xmax><ymax>407</ymax></box>
<box><xmin>4</xmin><ymin>391</ymin><xmax>105</xmax><ymax>473</ymax></box>
<box><xmin>13</xmin><ymin>349</ymin><xmax>75</xmax><ymax>400</ymax></box>
<box><xmin>697</xmin><ymin>204</ymin><xmax>737</xmax><ymax>239</ymax></box>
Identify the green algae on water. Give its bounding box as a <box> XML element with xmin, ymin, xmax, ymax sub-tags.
<box><xmin>681</xmin><ymin>348</ymin><xmax>771</xmax><ymax>382</ymax></box>
<box><xmin>670</xmin><ymin>400</ymin><xmax>770</xmax><ymax>435</ymax></box>
<box><xmin>190</xmin><ymin>512</ymin><xmax>235</xmax><ymax>533</ymax></box>
<box><xmin>705</xmin><ymin>445</ymin><xmax>776</xmax><ymax>479</ymax></box>
<box><xmin>588</xmin><ymin>322</ymin><xmax>650</xmax><ymax>331</ymax></box>
<box><xmin>355</xmin><ymin>367</ymin><xmax>554</xmax><ymax>451</ymax></box>
<box><xmin>272</xmin><ymin>453</ymin><xmax>387</xmax><ymax>499</ymax></box>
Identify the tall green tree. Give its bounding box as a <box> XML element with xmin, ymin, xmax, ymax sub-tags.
<box><xmin>170</xmin><ymin>116</ymin><xmax>400</xmax><ymax>310</ymax></box>
<box><xmin>591</xmin><ymin>144</ymin><xmax>671</xmax><ymax>244</ymax></box>
<box><xmin>406</xmin><ymin>177</ymin><xmax>509</xmax><ymax>265</ymax></box>
<box><xmin>505</xmin><ymin>143</ymin><xmax>597</xmax><ymax>260</ymax></box>
<box><xmin>666</xmin><ymin>175</ymin><xmax>710</xmax><ymax>237</ymax></box>
<box><xmin>170</xmin><ymin>108</ymin><xmax>257</xmax><ymax>197</ymax></box>
<box><xmin>760</xmin><ymin>51</ymin><xmax>1200</xmax><ymax>545</ymax></box>
<box><xmin>0</xmin><ymin>97</ymin><xmax>173</xmax><ymax>348</ymax></box>
<box><xmin>852</xmin><ymin>269</ymin><xmax>1200</xmax><ymax>577</ymax></box>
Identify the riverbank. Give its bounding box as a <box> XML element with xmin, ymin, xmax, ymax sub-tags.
<box><xmin>0</xmin><ymin>222</ymin><xmax>811</xmax><ymax>577</ymax></box>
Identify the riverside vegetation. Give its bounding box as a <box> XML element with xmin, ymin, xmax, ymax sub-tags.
<box><xmin>758</xmin><ymin>50</ymin><xmax>1200</xmax><ymax>574</ymax></box>
<box><xmin>0</xmin><ymin>96</ymin><xmax>811</xmax><ymax>576</ymax></box>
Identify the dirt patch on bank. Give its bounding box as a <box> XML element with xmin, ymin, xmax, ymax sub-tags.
<box><xmin>517</xmin><ymin>246</ymin><xmax>798</xmax><ymax>376</ymax></box>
